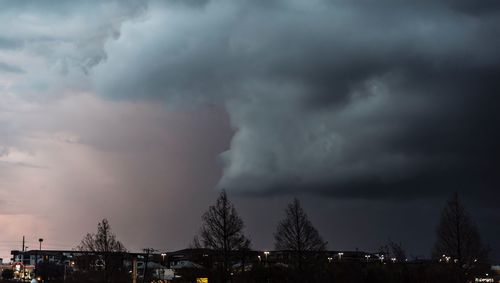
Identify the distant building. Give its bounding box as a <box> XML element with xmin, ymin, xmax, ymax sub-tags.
<box><xmin>10</xmin><ymin>249</ymin><xmax>171</xmax><ymax>281</ymax></box>
<box><xmin>9</xmin><ymin>247</ymin><xmax>400</xmax><ymax>281</ymax></box>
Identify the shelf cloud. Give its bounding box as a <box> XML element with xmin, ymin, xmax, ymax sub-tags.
<box><xmin>90</xmin><ymin>0</ymin><xmax>500</xmax><ymax>199</ymax></box>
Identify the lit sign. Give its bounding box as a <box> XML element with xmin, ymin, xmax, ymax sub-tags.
<box><xmin>13</xmin><ymin>262</ymin><xmax>23</xmax><ymax>271</ymax></box>
<box><xmin>197</xmin><ymin>278</ymin><xmax>208</xmax><ymax>283</ymax></box>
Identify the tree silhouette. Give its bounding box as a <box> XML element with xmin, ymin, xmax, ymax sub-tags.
<box><xmin>380</xmin><ymin>239</ymin><xmax>407</xmax><ymax>262</ymax></box>
<box><xmin>274</xmin><ymin>198</ymin><xmax>326</xmax><ymax>269</ymax></box>
<box><xmin>77</xmin><ymin>219</ymin><xmax>126</xmax><ymax>283</ymax></box>
<box><xmin>77</xmin><ymin>218</ymin><xmax>126</xmax><ymax>252</ymax></box>
<box><xmin>388</xmin><ymin>240</ymin><xmax>406</xmax><ymax>262</ymax></box>
<box><xmin>433</xmin><ymin>193</ymin><xmax>489</xmax><ymax>281</ymax></box>
<box><xmin>198</xmin><ymin>190</ymin><xmax>250</xmax><ymax>281</ymax></box>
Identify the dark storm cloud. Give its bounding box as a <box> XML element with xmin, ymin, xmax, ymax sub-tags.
<box><xmin>1</xmin><ymin>0</ymin><xmax>499</xmax><ymax>262</ymax></box>
<box><xmin>92</xmin><ymin>0</ymin><xmax>500</xmax><ymax>201</ymax></box>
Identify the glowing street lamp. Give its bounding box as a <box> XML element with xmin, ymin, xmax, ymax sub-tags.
<box><xmin>263</xmin><ymin>251</ymin><xmax>270</xmax><ymax>268</ymax></box>
<box><xmin>328</xmin><ymin>257</ymin><xmax>333</xmax><ymax>263</ymax></box>
<box><xmin>161</xmin><ymin>253</ymin><xmax>166</xmax><ymax>263</ymax></box>
<box><xmin>264</xmin><ymin>251</ymin><xmax>269</xmax><ymax>260</ymax></box>
<box><xmin>338</xmin><ymin>252</ymin><xmax>344</xmax><ymax>261</ymax></box>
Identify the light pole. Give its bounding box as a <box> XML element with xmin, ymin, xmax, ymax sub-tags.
<box><xmin>263</xmin><ymin>252</ymin><xmax>270</xmax><ymax>283</ymax></box>
<box><xmin>37</xmin><ymin>238</ymin><xmax>43</xmax><ymax>278</ymax></box>
<box><xmin>263</xmin><ymin>251</ymin><xmax>270</xmax><ymax>267</ymax></box>
<box><xmin>23</xmin><ymin>246</ymin><xmax>28</xmax><ymax>280</ymax></box>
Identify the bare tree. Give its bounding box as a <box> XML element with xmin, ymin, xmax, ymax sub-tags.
<box><xmin>389</xmin><ymin>240</ymin><xmax>407</xmax><ymax>262</ymax></box>
<box><xmin>77</xmin><ymin>219</ymin><xmax>126</xmax><ymax>283</ymax></box>
<box><xmin>433</xmin><ymin>193</ymin><xmax>489</xmax><ymax>280</ymax></box>
<box><xmin>189</xmin><ymin>235</ymin><xmax>203</xmax><ymax>249</ymax></box>
<box><xmin>381</xmin><ymin>239</ymin><xmax>407</xmax><ymax>262</ymax></box>
<box><xmin>77</xmin><ymin>218</ymin><xmax>126</xmax><ymax>252</ymax></box>
<box><xmin>274</xmin><ymin>198</ymin><xmax>326</xmax><ymax>268</ymax></box>
<box><xmin>198</xmin><ymin>190</ymin><xmax>250</xmax><ymax>281</ymax></box>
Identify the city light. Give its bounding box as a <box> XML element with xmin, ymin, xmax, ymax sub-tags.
<box><xmin>338</xmin><ymin>252</ymin><xmax>344</xmax><ymax>261</ymax></box>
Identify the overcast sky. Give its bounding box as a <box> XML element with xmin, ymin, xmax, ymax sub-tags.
<box><xmin>1</xmin><ymin>0</ymin><xmax>499</xmax><ymax>262</ymax></box>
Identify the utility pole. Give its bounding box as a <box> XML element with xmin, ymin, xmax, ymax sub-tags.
<box><xmin>142</xmin><ymin>248</ymin><xmax>155</xmax><ymax>283</ymax></box>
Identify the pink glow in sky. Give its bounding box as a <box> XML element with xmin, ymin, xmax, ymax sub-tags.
<box><xmin>0</xmin><ymin>94</ymin><xmax>232</xmax><ymax>260</ymax></box>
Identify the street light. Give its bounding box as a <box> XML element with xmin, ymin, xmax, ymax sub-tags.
<box><xmin>36</xmin><ymin>238</ymin><xmax>43</xmax><ymax>277</ymax></box>
<box><xmin>263</xmin><ymin>251</ymin><xmax>270</xmax><ymax>283</ymax></box>
<box><xmin>338</xmin><ymin>252</ymin><xmax>344</xmax><ymax>261</ymax></box>
<box><xmin>328</xmin><ymin>257</ymin><xmax>333</xmax><ymax>263</ymax></box>
<box><xmin>161</xmin><ymin>253</ymin><xmax>166</xmax><ymax>264</ymax></box>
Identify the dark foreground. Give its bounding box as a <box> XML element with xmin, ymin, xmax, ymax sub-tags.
<box><xmin>1</xmin><ymin>261</ymin><xmax>496</xmax><ymax>283</ymax></box>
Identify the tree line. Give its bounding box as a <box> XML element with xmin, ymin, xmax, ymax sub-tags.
<box><xmin>185</xmin><ymin>190</ymin><xmax>490</xmax><ymax>282</ymax></box>
<box><xmin>24</xmin><ymin>191</ymin><xmax>488</xmax><ymax>283</ymax></box>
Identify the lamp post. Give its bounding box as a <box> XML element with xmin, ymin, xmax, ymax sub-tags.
<box><xmin>263</xmin><ymin>251</ymin><xmax>270</xmax><ymax>267</ymax></box>
<box><xmin>338</xmin><ymin>252</ymin><xmax>343</xmax><ymax>261</ymax></box>
<box><xmin>22</xmin><ymin>246</ymin><xmax>28</xmax><ymax>280</ymax></box>
<box><xmin>263</xmin><ymin>252</ymin><xmax>270</xmax><ymax>283</ymax></box>
<box><xmin>39</xmin><ymin>239</ymin><xmax>43</xmax><ymax>264</ymax></box>
<box><xmin>37</xmin><ymin>238</ymin><xmax>43</xmax><ymax>278</ymax></box>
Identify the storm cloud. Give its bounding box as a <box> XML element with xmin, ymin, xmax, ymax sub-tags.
<box><xmin>1</xmin><ymin>0</ymin><xmax>500</xmax><ymax>261</ymax></box>
<box><xmin>90</xmin><ymin>0</ymin><xmax>500</xmax><ymax>200</ymax></box>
